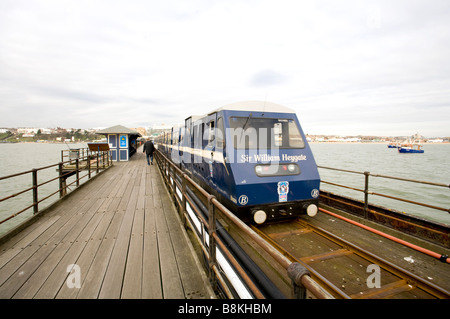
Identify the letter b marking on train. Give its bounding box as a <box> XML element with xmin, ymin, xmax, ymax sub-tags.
<box><xmin>366</xmin><ymin>264</ymin><xmax>381</xmax><ymax>289</ymax></box>
<box><xmin>66</xmin><ymin>264</ymin><xmax>81</xmax><ymax>289</ymax></box>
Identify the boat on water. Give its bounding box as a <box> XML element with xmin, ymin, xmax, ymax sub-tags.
<box><xmin>398</xmin><ymin>143</ymin><xmax>424</xmax><ymax>153</ymax></box>
<box><xmin>387</xmin><ymin>142</ymin><xmax>399</xmax><ymax>148</ymax></box>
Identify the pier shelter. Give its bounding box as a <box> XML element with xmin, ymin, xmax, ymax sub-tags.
<box><xmin>96</xmin><ymin>125</ymin><xmax>141</xmax><ymax>162</ymax></box>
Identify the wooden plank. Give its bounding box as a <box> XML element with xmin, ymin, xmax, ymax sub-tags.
<box><xmin>162</xmin><ymin>191</ymin><xmax>212</xmax><ymax>298</ymax></box>
<box><xmin>0</xmin><ymin>196</ymin><xmax>106</xmax><ymax>298</ymax></box>
<box><xmin>74</xmin><ymin>169</ymin><xmax>137</xmax><ymax>298</ymax></box>
<box><xmin>0</xmin><ymin>215</ymin><xmax>61</xmax><ymax>269</ymax></box>
<box><xmin>98</xmin><ymin>180</ymin><xmax>139</xmax><ymax>298</ymax></box>
<box><xmin>153</xmin><ymin>171</ymin><xmax>185</xmax><ymax>299</ymax></box>
<box><xmin>54</xmin><ymin>209</ymin><xmax>117</xmax><ymax>299</ymax></box>
<box><xmin>28</xmin><ymin>173</ymin><xmax>127</xmax><ymax>299</ymax></box>
<box><xmin>351</xmin><ymin>280</ymin><xmax>412</xmax><ymax>299</ymax></box>
<box><xmin>0</xmin><ymin>197</ymin><xmax>92</xmax><ymax>289</ymax></box>
<box><xmin>75</xmin><ymin>205</ymin><xmax>125</xmax><ymax>298</ymax></box>
<box><xmin>142</xmin><ymin>191</ymin><xmax>162</xmax><ymax>298</ymax></box>
<box><xmin>121</xmin><ymin>186</ymin><xmax>145</xmax><ymax>298</ymax></box>
<box><xmin>33</xmin><ymin>168</ymin><xmax>130</xmax><ymax>298</ymax></box>
<box><xmin>300</xmin><ymin>249</ymin><xmax>353</xmax><ymax>264</ymax></box>
<box><xmin>13</xmin><ymin>209</ymin><xmax>105</xmax><ymax>299</ymax></box>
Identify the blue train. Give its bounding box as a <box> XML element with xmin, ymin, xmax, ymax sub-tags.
<box><xmin>156</xmin><ymin>101</ymin><xmax>320</xmax><ymax>224</ymax></box>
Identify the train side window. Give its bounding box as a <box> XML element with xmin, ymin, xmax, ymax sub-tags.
<box><xmin>216</xmin><ymin>117</ymin><xmax>224</xmax><ymax>150</ymax></box>
<box><xmin>201</xmin><ymin>123</ymin><xmax>207</xmax><ymax>148</ymax></box>
<box><xmin>208</xmin><ymin>121</ymin><xmax>215</xmax><ymax>147</ymax></box>
<box><xmin>288</xmin><ymin>120</ymin><xmax>304</xmax><ymax>148</ymax></box>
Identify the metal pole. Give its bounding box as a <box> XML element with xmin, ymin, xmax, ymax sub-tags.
<box><xmin>32</xmin><ymin>169</ymin><xmax>38</xmax><ymax>213</ymax></box>
<box><xmin>96</xmin><ymin>153</ymin><xmax>99</xmax><ymax>173</ymax></box>
<box><xmin>87</xmin><ymin>153</ymin><xmax>91</xmax><ymax>179</ymax></box>
<box><xmin>58</xmin><ymin>162</ymin><xmax>64</xmax><ymax>198</ymax></box>
<box><xmin>208</xmin><ymin>195</ymin><xmax>217</xmax><ymax>290</ymax></box>
<box><xmin>364</xmin><ymin>171</ymin><xmax>369</xmax><ymax>219</ymax></box>
<box><xmin>76</xmin><ymin>158</ymin><xmax>80</xmax><ymax>187</ymax></box>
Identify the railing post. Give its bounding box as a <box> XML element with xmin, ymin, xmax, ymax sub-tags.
<box><xmin>287</xmin><ymin>262</ymin><xmax>311</xmax><ymax>299</ymax></box>
<box><xmin>32</xmin><ymin>169</ymin><xmax>38</xmax><ymax>214</ymax></box>
<box><xmin>181</xmin><ymin>173</ymin><xmax>187</xmax><ymax>226</ymax></box>
<box><xmin>364</xmin><ymin>171</ymin><xmax>370</xmax><ymax>219</ymax></box>
<box><xmin>96</xmin><ymin>152</ymin><xmax>99</xmax><ymax>173</ymax></box>
<box><xmin>58</xmin><ymin>162</ymin><xmax>64</xmax><ymax>198</ymax></box>
<box><xmin>87</xmin><ymin>153</ymin><xmax>91</xmax><ymax>179</ymax></box>
<box><xmin>76</xmin><ymin>158</ymin><xmax>80</xmax><ymax>187</ymax></box>
<box><xmin>208</xmin><ymin>195</ymin><xmax>217</xmax><ymax>290</ymax></box>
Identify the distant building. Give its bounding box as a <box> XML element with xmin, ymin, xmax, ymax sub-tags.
<box><xmin>17</xmin><ymin>127</ymin><xmax>40</xmax><ymax>134</ymax></box>
<box><xmin>428</xmin><ymin>139</ymin><xmax>444</xmax><ymax>143</ymax></box>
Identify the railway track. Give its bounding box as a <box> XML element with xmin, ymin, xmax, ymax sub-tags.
<box><xmin>252</xmin><ymin>215</ymin><xmax>450</xmax><ymax>299</ymax></box>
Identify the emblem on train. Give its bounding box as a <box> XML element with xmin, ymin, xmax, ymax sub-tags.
<box><xmin>277</xmin><ymin>181</ymin><xmax>289</xmax><ymax>202</ymax></box>
<box><xmin>238</xmin><ymin>195</ymin><xmax>249</xmax><ymax>205</ymax></box>
<box><xmin>311</xmin><ymin>189</ymin><xmax>319</xmax><ymax>198</ymax></box>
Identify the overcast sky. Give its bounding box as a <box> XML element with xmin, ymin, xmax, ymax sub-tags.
<box><xmin>1</xmin><ymin>0</ymin><xmax>449</xmax><ymax>137</ymax></box>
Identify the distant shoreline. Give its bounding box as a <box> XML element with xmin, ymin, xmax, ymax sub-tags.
<box><xmin>2</xmin><ymin>140</ymin><xmax>449</xmax><ymax>145</ymax></box>
<box><xmin>309</xmin><ymin>141</ymin><xmax>450</xmax><ymax>144</ymax></box>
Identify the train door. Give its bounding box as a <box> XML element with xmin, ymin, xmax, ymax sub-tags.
<box><xmin>181</xmin><ymin>118</ymin><xmax>191</xmax><ymax>171</ymax></box>
<box><xmin>204</xmin><ymin>113</ymin><xmax>216</xmax><ymax>180</ymax></box>
<box><xmin>215</xmin><ymin>115</ymin><xmax>225</xmax><ymax>165</ymax></box>
<box><xmin>192</xmin><ymin>120</ymin><xmax>203</xmax><ymax>173</ymax></box>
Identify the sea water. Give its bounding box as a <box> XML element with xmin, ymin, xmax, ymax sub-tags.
<box><xmin>310</xmin><ymin>143</ymin><xmax>450</xmax><ymax>226</ymax></box>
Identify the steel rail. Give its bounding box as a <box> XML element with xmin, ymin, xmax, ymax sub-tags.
<box><xmin>254</xmin><ymin>216</ymin><xmax>450</xmax><ymax>299</ymax></box>
<box><xmin>296</xmin><ymin>217</ymin><xmax>450</xmax><ymax>299</ymax></box>
<box><xmin>319</xmin><ymin>207</ymin><xmax>450</xmax><ymax>265</ymax></box>
<box><xmin>250</xmin><ymin>223</ymin><xmax>350</xmax><ymax>299</ymax></box>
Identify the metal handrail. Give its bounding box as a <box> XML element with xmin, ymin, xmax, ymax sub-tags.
<box><xmin>155</xmin><ymin>149</ymin><xmax>333</xmax><ymax>299</ymax></box>
<box><xmin>317</xmin><ymin>165</ymin><xmax>450</xmax><ymax>218</ymax></box>
<box><xmin>0</xmin><ymin>148</ymin><xmax>112</xmax><ymax>228</ymax></box>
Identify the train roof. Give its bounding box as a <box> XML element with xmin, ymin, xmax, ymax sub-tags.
<box><xmin>210</xmin><ymin>100</ymin><xmax>296</xmax><ymax>114</ymax></box>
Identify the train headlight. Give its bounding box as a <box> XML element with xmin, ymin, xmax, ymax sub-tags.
<box><xmin>306</xmin><ymin>204</ymin><xmax>318</xmax><ymax>217</ymax></box>
<box><xmin>254</xmin><ymin>164</ymin><xmax>300</xmax><ymax>176</ymax></box>
<box><xmin>253</xmin><ymin>210</ymin><xmax>267</xmax><ymax>224</ymax></box>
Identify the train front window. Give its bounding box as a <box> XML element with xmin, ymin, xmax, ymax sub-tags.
<box><xmin>229</xmin><ymin>117</ymin><xmax>304</xmax><ymax>149</ymax></box>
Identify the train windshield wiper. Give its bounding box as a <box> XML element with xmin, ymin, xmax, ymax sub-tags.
<box><xmin>239</xmin><ymin>113</ymin><xmax>253</xmax><ymax>146</ymax></box>
<box><xmin>242</xmin><ymin>113</ymin><xmax>252</xmax><ymax>132</ymax></box>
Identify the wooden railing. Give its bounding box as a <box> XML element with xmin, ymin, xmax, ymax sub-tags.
<box><xmin>0</xmin><ymin>148</ymin><xmax>112</xmax><ymax>232</ymax></box>
<box><xmin>155</xmin><ymin>149</ymin><xmax>333</xmax><ymax>299</ymax></box>
<box><xmin>318</xmin><ymin>165</ymin><xmax>450</xmax><ymax>219</ymax></box>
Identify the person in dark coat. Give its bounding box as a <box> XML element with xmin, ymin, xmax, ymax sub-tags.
<box><xmin>143</xmin><ymin>139</ymin><xmax>155</xmax><ymax>165</ymax></box>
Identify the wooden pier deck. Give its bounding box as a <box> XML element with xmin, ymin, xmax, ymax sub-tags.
<box><xmin>0</xmin><ymin>147</ymin><xmax>215</xmax><ymax>299</ymax></box>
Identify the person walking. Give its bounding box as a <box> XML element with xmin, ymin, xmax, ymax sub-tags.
<box><xmin>143</xmin><ymin>138</ymin><xmax>155</xmax><ymax>165</ymax></box>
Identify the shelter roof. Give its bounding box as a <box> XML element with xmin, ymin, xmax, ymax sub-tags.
<box><xmin>95</xmin><ymin>125</ymin><xmax>141</xmax><ymax>136</ymax></box>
